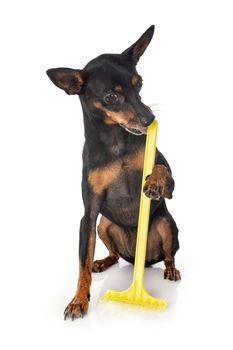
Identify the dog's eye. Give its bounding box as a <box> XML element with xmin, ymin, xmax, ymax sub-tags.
<box><xmin>104</xmin><ymin>92</ymin><xmax>118</xmax><ymax>104</ymax></box>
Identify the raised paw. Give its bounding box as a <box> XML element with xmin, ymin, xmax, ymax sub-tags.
<box><xmin>64</xmin><ymin>295</ymin><xmax>89</xmax><ymax>321</ymax></box>
<box><xmin>143</xmin><ymin>181</ymin><xmax>161</xmax><ymax>200</ymax></box>
<box><xmin>92</xmin><ymin>256</ymin><xmax>118</xmax><ymax>272</ymax></box>
<box><xmin>164</xmin><ymin>267</ymin><xmax>181</xmax><ymax>281</ymax></box>
<box><xmin>143</xmin><ymin>165</ymin><xmax>174</xmax><ymax>200</ymax></box>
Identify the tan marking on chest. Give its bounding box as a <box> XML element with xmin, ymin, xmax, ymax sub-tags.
<box><xmin>88</xmin><ymin>162</ymin><xmax>122</xmax><ymax>194</ymax></box>
<box><xmin>124</xmin><ymin>148</ymin><xmax>145</xmax><ymax>171</ymax></box>
<box><xmin>88</xmin><ymin>148</ymin><xmax>145</xmax><ymax>194</ymax></box>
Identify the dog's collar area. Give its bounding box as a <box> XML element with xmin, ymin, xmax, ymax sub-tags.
<box><xmin>119</xmin><ymin>123</ymin><xmax>147</xmax><ymax>136</ymax></box>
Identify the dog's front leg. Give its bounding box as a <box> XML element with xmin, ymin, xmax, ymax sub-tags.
<box><xmin>143</xmin><ymin>149</ymin><xmax>175</xmax><ymax>200</ymax></box>
<box><xmin>64</xmin><ymin>194</ymin><xmax>102</xmax><ymax>320</ymax></box>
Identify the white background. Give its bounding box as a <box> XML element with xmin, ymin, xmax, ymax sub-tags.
<box><xmin>0</xmin><ymin>0</ymin><xmax>233</xmax><ymax>349</ymax></box>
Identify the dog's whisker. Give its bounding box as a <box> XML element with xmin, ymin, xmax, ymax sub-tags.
<box><xmin>149</xmin><ymin>103</ymin><xmax>161</xmax><ymax>108</ymax></box>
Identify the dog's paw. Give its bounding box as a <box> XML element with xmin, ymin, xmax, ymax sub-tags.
<box><xmin>143</xmin><ymin>180</ymin><xmax>161</xmax><ymax>200</ymax></box>
<box><xmin>64</xmin><ymin>295</ymin><xmax>89</xmax><ymax>320</ymax></box>
<box><xmin>164</xmin><ymin>267</ymin><xmax>181</xmax><ymax>281</ymax></box>
<box><xmin>143</xmin><ymin>165</ymin><xmax>174</xmax><ymax>200</ymax></box>
<box><xmin>92</xmin><ymin>256</ymin><xmax>118</xmax><ymax>272</ymax></box>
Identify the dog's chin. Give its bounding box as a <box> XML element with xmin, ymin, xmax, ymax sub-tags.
<box><xmin>119</xmin><ymin>124</ymin><xmax>147</xmax><ymax>136</ymax></box>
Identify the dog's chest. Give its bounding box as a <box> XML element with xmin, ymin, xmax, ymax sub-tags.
<box><xmin>96</xmin><ymin>147</ymin><xmax>145</xmax><ymax>226</ymax></box>
<box><xmin>88</xmin><ymin>147</ymin><xmax>145</xmax><ymax>196</ymax></box>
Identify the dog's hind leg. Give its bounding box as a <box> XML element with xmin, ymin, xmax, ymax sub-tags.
<box><xmin>153</xmin><ymin>216</ymin><xmax>181</xmax><ymax>281</ymax></box>
<box><xmin>146</xmin><ymin>201</ymin><xmax>181</xmax><ymax>281</ymax></box>
<box><xmin>93</xmin><ymin>216</ymin><xmax>120</xmax><ymax>272</ymax></box>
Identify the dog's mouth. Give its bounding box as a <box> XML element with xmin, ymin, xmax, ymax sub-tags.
<box><xmin>119</xmin><ymin>124</ymin><xmax>147</xmax><ymax>136</ymax></box>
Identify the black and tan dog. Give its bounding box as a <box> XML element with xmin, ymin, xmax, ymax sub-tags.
<box><xmin>47</xmin><ymin>25</ymin><xmax>181</xmax><ymax>320</ymax></box>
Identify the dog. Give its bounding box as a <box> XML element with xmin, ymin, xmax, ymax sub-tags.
<box><xmin>46</xmin><ymin>25</ymin><xmax>181</xmax><ymax>320</ymax></box>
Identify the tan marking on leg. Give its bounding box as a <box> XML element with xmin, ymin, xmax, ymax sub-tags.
<box><xmin>146</xmin><ymin>219</ymin><xmax>162</xmax><ymax>262</ymax></box>
<box><xmin>155</xmin><ymin>217</ymin><xmax>181</xmax><ymax>281</ymax></box>
<box><xmin>93</xmin><ymin>216</ymin><xmax>119</xmax><ymax>272</ymax></box>
<box><xmin>64</xmin><ymin>265</ymin><xmax>90</xmax><ymax>320</ymax></box>
<box><xmin>97</xmin><ymin>216</ymin><xmax>136</xmax><ymax>262</ymax></box>
<box><xmin>64</xmin><ymin>226</ymin><xmax>96</xmax><ymax>319</ymax></box>
<box><xmin>97</xmin><ymin>216</ymin><xmax>118</xmax><ymax>256</ymax></box>
<box><xmin>156</xmin><ymin>217</ymin><xmax>173</xmax><ymax>261</ymax></box>
<box><xmin>101</xmin><ymin>219</ymin><xmax>137</xmax><ymax>260</ymax></box>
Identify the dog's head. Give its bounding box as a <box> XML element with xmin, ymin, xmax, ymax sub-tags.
<box><xmin>47</xmin><ymin>25</ymin><xmax>155</xmax><ymax>135</ymax></box>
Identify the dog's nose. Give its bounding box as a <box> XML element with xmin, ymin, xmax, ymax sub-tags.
<box><xmin>139</xmin><ymin>114</ymin><xmax>155</xmax><ymax>127</ymax></box>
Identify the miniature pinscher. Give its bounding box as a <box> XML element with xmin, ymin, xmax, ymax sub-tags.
<box><xmin>46</xmin><ymin>25</ymin><xmax>181</xmax><ymax>320</ymax></box>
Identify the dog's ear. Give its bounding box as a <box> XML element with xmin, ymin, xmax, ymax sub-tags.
<box><xmin>122</xmin><ymin>25</ymin><xmax>155</xmax><ymax>63</ymax></box>
<box><xmin>46</xmin><ymin>68</ymin><xmax>87</xmax><ymax>95</ymax></box>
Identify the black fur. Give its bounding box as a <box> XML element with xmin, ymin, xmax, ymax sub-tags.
<box><xmin>46</xmin><ymin>24</ymin><xmax>179</xmax><ymax>271</ymax></box>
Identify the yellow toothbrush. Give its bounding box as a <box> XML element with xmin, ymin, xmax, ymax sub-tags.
<box><xmin>100</xmin><ymin>120</ymin><xmax>167</xmax><ymax>308</ymax></box>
